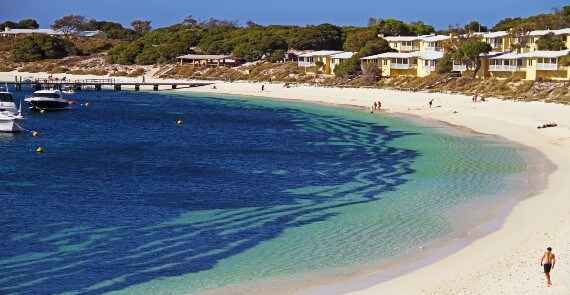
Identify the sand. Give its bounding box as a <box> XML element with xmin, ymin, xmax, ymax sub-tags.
<box><xmin>3</xmin><ymin>71</ymin><xmax>570</xmax><ymax>294</ymax></box>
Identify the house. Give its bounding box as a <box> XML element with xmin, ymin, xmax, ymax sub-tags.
<box><xmin>297</xmin><ymin>51</ymin><xmax>344</xmax><ymax>74</ymax></box>
<box><xmin>384</xmin><ymin>36</ymin><xmax>423</xmax><ymax>52</ymax></box>
<box><xmin>482</xmin><ymin>31</ymin><xmax>511</xmax><ymax>52</ymax></box>
<box><xmin>176</xmin><ymin>54</ymin><xmax>239</xmax><ymax>67</ymax></box>
<box><xmin>361</xmin><ymin>51</ymin><xmax>444</xmax><ymax>77</ymax></box>
<box><xmin>488</xmin><ymin>49</ymin><xmax>569</xmax><ymax>80</ymax></box>
<box><xmin>330</xmin><ymin>52</ymin><xmax>356</xmax><ymax>73</ymax></box>
<box><xmin>0</xmin><ymin>28</ymin><xmax>108</xmax><ymax>39</ymax></box>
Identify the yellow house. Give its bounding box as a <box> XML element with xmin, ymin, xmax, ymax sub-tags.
<box><xmin>420</xmin><ymin>35</ymin><xmax>450</xmax><ymax>52</ymax></box>
<box><xmin>557</xmin><ymin>28</ymin><xmax>570</xmax><ymax>50</ymax></box>
<box><xmin>482</xmin><ymin>31</ymin><xmax>511</xmax><ymax>52</ymax></box>
<box><xmin>488</xmin><ymin>50</ymin><xmax>570</xmax><ymax>80</ymax></box>
<box><xmin>361</xmin><ymin>51</ymin><xmax>444</xmax><ymax>77</ymax></box>
<box><xmin>384</xmin><ymin>36</ymin><xmax>423</xmax><ymax>52</ymax></box>
<box><xmin>297</xmin><ymin>50</ymin><xmax>344</xmax><ymax>74</ymax></box>
<box><xmin>329</xmin><ymin>52</ymin><xmax>356</xmax><ymax>73</ymax></box>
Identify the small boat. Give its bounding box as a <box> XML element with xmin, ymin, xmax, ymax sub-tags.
<box><xmin>0</xmin><ymin>88</ymin><xmax>25</xmax><ymax>132</ymax></box>
<box><xmin>62</xmin><ymin>86</ymin><xmax>75</xmax><ymax>94</ymax></box>
<box><xmin>24</xmin><ymin>89</ymin><xmax>68</xmax><ymax>111</ymax></box>
<box><xmin>0</xmin><ymin>110</ymin><xmax>25</xmax><ymax>132</ymax></box>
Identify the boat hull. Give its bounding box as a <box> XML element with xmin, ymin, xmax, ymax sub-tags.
<box><xmin>25</xmin><ymin>100</ymin><xmax>69</xmax><ymax>111</ymax></box>
<box><xmin>0</xmin><ymin>116</ymin><xmax>24</xmax><ymax>132</ymax></box>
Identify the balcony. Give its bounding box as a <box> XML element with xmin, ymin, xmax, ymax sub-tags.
<box><xmin>424</xmin><ymin>65</ymin><xmax>436</xmax><ymax>71</ymax></box>
<box><xmin>453</xmin><ymin>65</ymin><xmax>467</xmax><ymax>71</ymax></box>
<box><xmin>298</xmin><ymin>61</ymin><xmax>314</xmax><ymax>67</ymax></box>
<box><xmin>489</xmin><ymin>65</ymin><xmax>521</xmax><ymax>72</ymax></box>
<box><xmin>536</xmin><ymin>63</ymin><xmax>559</xmax><ymax>70</ymax></box>
<box><xmin>391</xmin><ymin>63</ymin><xmax>416</xmax><ymax>69</ymax></box>
<box><xmin>425</xmin><ymin>47</ymin><xmax>443</xmax><ymax>52</ymax></box>
<box><xmin>400</xmin><ymin>46</ymin><xmax>419</xmax><ymax>51</ymax></box>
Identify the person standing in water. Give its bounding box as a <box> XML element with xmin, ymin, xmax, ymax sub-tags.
<box><xmin>540</xmin><ymin>247</ymin><xmax>556</xmax><ymax>286</ymax></box>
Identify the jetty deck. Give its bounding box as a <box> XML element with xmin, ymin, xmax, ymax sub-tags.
<box><xmin>2</xmin><ymin>78</ymin><xmax>214</xmax><ymax>91</ymax></box>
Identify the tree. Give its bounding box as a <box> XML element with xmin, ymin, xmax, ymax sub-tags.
<box><xmin>464</xmin><ymin>21</ymin><xmax>488</xmax><ymax>33</ymax></box>
<box><xmin>452</xmin><ymin>41</ymin><xmax>492</xmax><ymax>78</ymax></box>
<box><xmin>333</xmin><ymin>55</ymin><xmax>360</xmax><ymax>77</ymax></box>
<box><xmin>183</xmin><ymin>15</ymin><xmax>197</xmax><ymax>27</ymax></box>
<box><xmin>360</xmin><ymin>63</ymin><xmax>382</xmax><ymax>83</ymax></box>
<box><xmin>536</xmin><ymin>33</ymin><xmax>567</xmax><ymax>51</ymax></box>
<box><xmin>17</xmin><ymin>19</ymin><xmax>39</xmax><ymax>29</ymax></box>
<box><xmin>131</xmin><ymin>20</ymin><xmax>152</xmax><ymax>33</ymax></box>
<box><xmin>508</xmin><ymin>25</ymin><xmax>531</xmax><ymax>53</ymax></box>
<box><xmin>435</xmin><ymin>53</ymin><xmax>453</xmax><ymax>74</ymax></box>
<box><xmin>52</xmin><ymin>15</ymin><xmax>87</xmax><ymax>35</ymax></box>
<box><xmin>12</xmin><ymin>35</ymin><xmax>78</xmax><ymax>62</ymax></box>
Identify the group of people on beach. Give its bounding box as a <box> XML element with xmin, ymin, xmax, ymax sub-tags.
<box><xmin>370</xmin><ymin>100</ymin><xmax>382</xmax><ymax>114</ymax></box>
<box><xmin>472</xmin><ymin>93</ymin><xmax>486</xmax><ymax>103</ymax></box>
<box><xmin>537</xmin><ymin>122</ymin><xmax>557</xmax><ymax>129</ymax></box>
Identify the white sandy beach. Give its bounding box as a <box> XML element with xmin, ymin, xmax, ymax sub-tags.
<box><xmin>3</xmin><ymin>71</ymin><xmax>570</xmax><ymax>294</ymax></box>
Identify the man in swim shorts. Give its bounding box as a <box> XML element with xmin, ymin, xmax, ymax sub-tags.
<box><xmin>540</xmin><ymin>247</ymin><xmax>556</xmax><ymax>286</ymax></box>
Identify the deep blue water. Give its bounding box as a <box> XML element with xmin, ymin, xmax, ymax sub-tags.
<box><xmin>0</xmin><ymin>89</ymin><xmax>424</xmax><ymax>294</ymax></box>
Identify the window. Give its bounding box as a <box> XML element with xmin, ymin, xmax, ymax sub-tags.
<box><xmin>516</xmin><ymin>59</ymin><xmax>523</xmax><ymax>66</ymax></box>
<box><xmin>528</xmin><ymin>60</ymin><xmax>533</xmax><ymax>66</ymax></box>
<box><xmin>383</xmin><ymin>60</ymin><xmax>388</xmax><ymax>66</ymax></box>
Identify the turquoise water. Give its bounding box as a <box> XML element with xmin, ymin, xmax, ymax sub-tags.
<box><xmin>0</xmin><ymin>90</ymin><xmax>530</xmax><ymax>294</ymax></box>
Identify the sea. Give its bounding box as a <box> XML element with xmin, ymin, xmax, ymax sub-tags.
<box><xmin>0</xmin><ymin>88</ymin><xmax>535</xmax><ymax>294</ymax></box>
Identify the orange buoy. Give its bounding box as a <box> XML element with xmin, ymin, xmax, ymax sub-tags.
<box><xmin>177</xmin><ymin>119</ymin><xmax>183</xmax><ymax>125</ymax></box>
<box><xmin>40</xmin><ymin>109</ymin><xmax>45</xmax><ymax>113</ymax></box>
<box><xmin>32</xmin><ymin>131</ymin><xmax>38</xmax><ymax>137</ymax></box>
<box><xmin>85</xmin><ymin>102</ymin><xmax>90</xmax><ymax>107</ymax></box>
<box><xmin>36</xmin><ymin>147</ymin><xmax>43</xmax><ymax>153</ymax></box>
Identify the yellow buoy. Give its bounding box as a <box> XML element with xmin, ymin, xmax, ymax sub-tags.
<box><xmin>36</xmin><ymin>147</ymin><xmax>43</xmax><ymax>154</ymax></box>
<box><xmin>177</xmin><ymin>119</ymin><xmax>183</xmax><ymax>125</ymax></box>
<box><xmin>85</xmin><ymin>102</ymin><xmax>90</xmax><ymax>107</ymax></box>
<box><xmin>40</xmin><ymin>109</ymin><xmax>45</xmax><ymax>114</ymax></box>
<box><xmin>32</xmin><ymin>131</ymin><xmax>39</xmax><ymax>137</ymax></box>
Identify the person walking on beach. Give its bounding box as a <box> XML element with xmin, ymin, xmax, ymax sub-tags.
<box><xmin>142</xmin><ymin>76</ymin><xmax>146</xmax><ymax>83</ymax></box>
<box><xmin>428</xmin><ymin>98</ymin><xmax>434</xmax><ymax>108</ymax></box>
<box><xmin>472</xmin><ymin>93</ymin><xmax>477</xmax><ymax>103</ymax></box>
<box><xmin>377</xmin><ymin>101</ymin><xmax>382</xmax><ymax>109</ymax></box>
<box><xmin>261</xmin><ymin>84</ymin><xmax>265</xmax><ymax>92</ymax></box>
<box><xmin>540</xmin><ymin>247</ymin><xmax>556</xmax><ymax>286</ymax></box>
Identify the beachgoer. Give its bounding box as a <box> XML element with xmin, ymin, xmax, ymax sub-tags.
<box><xmin>213</xmin><ymin>85</ymin><xmax>217</xmax><ymax>89</ymax></box>
<box><xmin>373</xmin><ymin>102</ymin><xmax>378</xmax><ymax>110</ymax></box>
<box><xmin>378</xmin><ymin>101</ymin><xmax>381</xmax><ymax>109</ymax></box>
<box><xmin>429</xmin><ymin>99</ymin><xmax>434</xmax><ymax>108</ymax></box>
<box><xmin>370</xmin><ymin>106</ymin><xmax>374</xmax><ymax>114</ymax></box>
<box><xmin>480</xmin><ymin>94</ymin><xmax>486</xmax><ymax>102</ymax></box>
<box><xmin>473</xmin><ymin>94</ymin><xmax>478</xmax><ymax>103</ymax></box>
<box><xmin>261</xmin><ymin>84</ymin><xmax>265</xmax><ymax>92</ymax></box>
<box><xmin>540</xmin><ymin>247</ymin><xmax>556</xmax><ymax>286</ymax></box>
<box><xmin>142</xmin><ymin>76</ymin><xmax>146</xmax><ymax>83</ymax></box>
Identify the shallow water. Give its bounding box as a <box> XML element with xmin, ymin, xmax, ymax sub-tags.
<box><xmin>0</xmin><ymin>89</ymin><xmax>529</xmax><ymax>294</ymax></box>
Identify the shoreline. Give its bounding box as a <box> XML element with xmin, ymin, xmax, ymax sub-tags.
<box><xmin>4</xmin><ymin>71</ymin><xmax>570</xmax><ymax>294</ymax></box>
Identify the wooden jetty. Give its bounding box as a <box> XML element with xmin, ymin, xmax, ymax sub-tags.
<box><xmin>3</xmin><ymin>78</ymin><xmax>213</xmax><ymax>91</ymax></box>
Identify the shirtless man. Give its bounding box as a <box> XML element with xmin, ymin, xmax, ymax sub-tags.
<box><xmin>540</xmin><ymin>247</ymin><xmax>556</xmax><ymax>286</ymax></box>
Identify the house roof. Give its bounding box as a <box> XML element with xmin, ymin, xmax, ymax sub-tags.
<box><xmin>384</xmin><ymin>36</ymin><xmax>424</xmax><ymax>42</ymax></box>
<box><xmin>490</xmin><ymin>49</ymin><xmax>570</xmax><ymax>59</ymax></box>
<box><xmin>0</xmin><ymin>28</ymin><xmax>104</xmax><ymax>37</ymax></box>
<box><xmin>361</xmin><ymin>50</ymin><xmax>444</xmax><ymax>60</ymax></box>
<box><xmin>421</xmin><ymin>35</ymin><xmax>450</xmax><ymax>42</ymax></box>
<box><xmin>482</xmin><ymin>31</ymin><xmax>508</xmax><ymax>38</ymax></box>
<box><xmin>177</xmin><ymin>54</ymin><xmax>236</xmax><ymax>60</ymax></box>
<box><xmin>554</xmin><ymin>28</ymin><xmax>570</xmax><ymax>35</ymax></box>
<box><xmin>298</xmin><ymin>50</ymin><xmax>344</xmax><ymax>57</ymax></box>
<box><xmin>330</xmin><ymin>52</ymin><xmax>356</xmax><ymax>59</ymax></box>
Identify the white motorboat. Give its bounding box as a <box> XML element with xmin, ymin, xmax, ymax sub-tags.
<box><xmin>0</xmin><ymin>89</ymin><xmax>24</xmax><ymax>132</ymax></box>
<box><xmin>24</xmin><ymin>89</ymin><xmax>68</xmax><ymax>111</ymax></box>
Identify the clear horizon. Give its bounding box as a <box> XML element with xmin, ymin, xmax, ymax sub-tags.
<box><xmin>1</xmin><ymin>0</ymin><xmax>568</xmax><ymax>31</ymax></box>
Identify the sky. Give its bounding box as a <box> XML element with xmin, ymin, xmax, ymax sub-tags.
<box><xmin>1</xmin><ymin>0</ymin><xmax>568</xmax><ymax>30</ymax></box>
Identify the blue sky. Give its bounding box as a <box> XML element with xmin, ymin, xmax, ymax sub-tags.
<box><xmin>1</xmin><ymin>0</ymin><xmax>568</xmax><ymax>30</ymax></box>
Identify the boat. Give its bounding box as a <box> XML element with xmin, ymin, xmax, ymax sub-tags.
<box><xmin>24</xmin><ymin>89</ymin><xmax>68</xmax><ymax>111</ymax></box>
<box><xmin>0</xmin><ymin>88</ymin><xmax>25</xmax><ymax>132</ymax></box>
<box><xmin>62</xmin><ymin>86</ymin><xmax>75</xmax><ymax>94</ymax></box>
